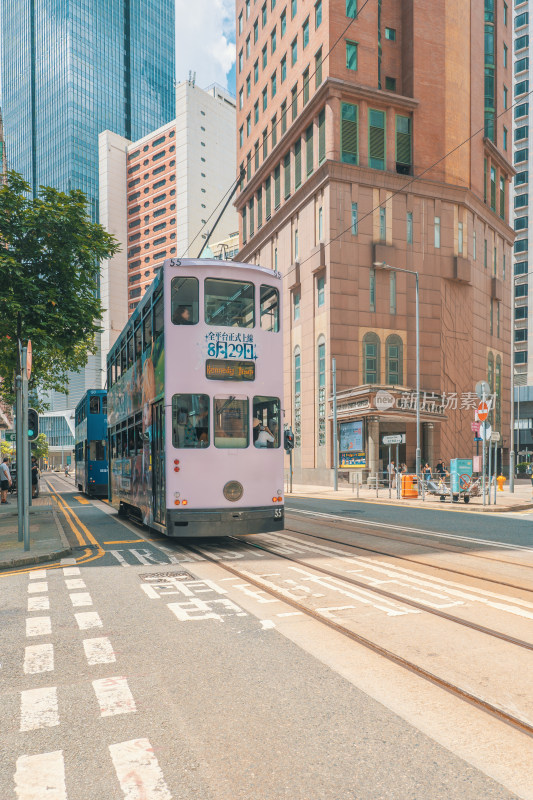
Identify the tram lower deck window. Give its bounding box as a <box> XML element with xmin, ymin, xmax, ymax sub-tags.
<box><xmin>253</xmin><ymin>395</ymin><xmax>280</xmax><ymax>447</ymax></box>
<box><xmin>172</xmin><ymin>394</ymin><xmax>210</xmax><ymax>447</ymax></box>
<box><xmin>205</xmin><ymin>279</ymin><xmax>255</xmax><ymax>328</ymax></box>
<box><xmin>215</xmin><ymin>397</ymin><xmax>249</xmax><ymax>448</ymax></box>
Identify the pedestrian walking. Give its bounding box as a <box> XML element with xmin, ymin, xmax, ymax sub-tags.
<box><xmin>0</xmin><ymin>457</ymin><xmax>12</xmax><ymax>504</ymax></box>
<box><xmin>387</xmin><ymin>460</ymin><xmax>396</xmax><ymax>489</ymax></box>
<box><xmin>423</xmin><ymin>463</ymin><xmax>432</xmax><ymax>483</ymax></box>
<box><xmin>31</xmin><ymin>457</ymin><xmax>40</xmax><ymax>499</ymax></box>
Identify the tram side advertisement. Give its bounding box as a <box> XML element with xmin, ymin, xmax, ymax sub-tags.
<box><xmin>339</xmin><ymin>420</ymin><xmax>366</xmax><ymax>468</ymax></box>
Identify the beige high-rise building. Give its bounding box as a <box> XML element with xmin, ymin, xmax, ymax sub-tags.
<box><xmin>235</xmin><ymin>0</ymin><xmax>514</xmax><ymax>483</ymax></box>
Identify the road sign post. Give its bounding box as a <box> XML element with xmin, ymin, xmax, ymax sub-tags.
<box><xmin>21</xmin><ymin>346</ymin><xmax>30</xmax><ymax>550</ymax></box>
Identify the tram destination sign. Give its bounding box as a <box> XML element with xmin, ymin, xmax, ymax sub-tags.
<box><xmin>206</xmin><ymin>359</ymin><xmax>256</xmax><ymax>381</ymax></box>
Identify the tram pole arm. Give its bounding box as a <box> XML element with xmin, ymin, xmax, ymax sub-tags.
<box><xmin>197</xmin><ymin>168</ymin><xmax>246</xmax><ymax>259</ymax></box>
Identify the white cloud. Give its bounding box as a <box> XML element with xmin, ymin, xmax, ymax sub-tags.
<box><xmin>175</xmin><ymin>0</ymin><xmax>236</xmax><ymax>93</ymax></box>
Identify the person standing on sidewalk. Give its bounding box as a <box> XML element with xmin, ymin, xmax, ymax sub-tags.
<box><xmin>0</xmin><ymin>457</ymin><xmax>12</xmax><ymax>504</ymax></box>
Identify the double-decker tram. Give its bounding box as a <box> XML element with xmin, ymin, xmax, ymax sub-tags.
<box><xmin>106</xmin><ymin>257</ymin><xmax>284</xmax><ymax>537</ymax></box>
<box><xmin>74</xmin><ymin>389</ymin><xmax>108</xmax><ymax>497</ymax></box>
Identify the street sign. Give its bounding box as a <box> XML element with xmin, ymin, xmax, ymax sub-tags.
<box><xmin>471</xmin><ymin>421</ymin><xmax>481</xmax><ymax>433</ymax></box>
<box><xmin>5</xmin><ymin>430</ymin><xmax>15</xmax><ymax>442</ymax></box>
<box><xmin>475</xmin><ymin>380</ymin><xmax>490</xmax><ymax>400</ymax></box>
<box><xmin>382</xmin><ymin>434</ymin><xmax>404</xmax><ymax>445</ymax></box>
<box><xmin>490</xmin><ymin>431</ymin><xmax>501</xmax><ymax>443</ymax></box>
<box><xmin>480</xmin><ymin>421</ymin><xmax>492</xmax><ymax>441</ymax></box>
<box><xmin>26</xmin><ymin>340</ymin><xmax>32</xmax><ymax>380</ymax></box>
<box><xmin>477</xmin><ymin>401</ymin><xmax>489</xmax><ymax>421</ymax></box>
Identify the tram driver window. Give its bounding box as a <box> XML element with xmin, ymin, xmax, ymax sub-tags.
<box><xmin>214</xmin><ymin>396</ymin><xmax>249</xmax><ymax>448</ymax></box>
<box><xmin>260</xmin><ymin>285</ymin><xmax>280</xmax><ymax>332</ymax></box>
<box><xmin>171</xmin><ymin>277</ymin><xmax>199</xmax><ymax>324</ymax></box>
<box><xmin>253</xmin><ymin>395</ymin><xmax>280</xmax><ymax>447</ymax></box>
<box><xmin>172</xmin><ymin>394</ymin><xmax>210</xmax><ymax>448</ymax></box>
<box><xmin>205</xmin><ymin>279</ymin><xmax>255</xmax><ymax>328</ymax></box>
<box><xmin>89</xmin><ymin>396</ymin><xmax>100</xmax><ymax>414</ymax></box>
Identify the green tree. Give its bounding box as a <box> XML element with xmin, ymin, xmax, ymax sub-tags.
<box><xmin>0</xmin><ymin>439</ymin><xmax>14</xmax><ymax>458</ymax></box>
<box><xmin>0</xmin><ymin>172</ymin><xmax>120</xmax><ymax>406</ymax></box>
<box><xmin>31</xmin><ymin>433</ymin><xmax>49</xmax><ymax>459</ymax></box>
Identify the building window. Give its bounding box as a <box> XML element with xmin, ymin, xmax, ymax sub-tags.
<box><xmin>434</xmin><ymin>216</ymin><xmax>441</xmax><ymax>248</ymax></box>
<box><xmin>294</xmin><ymin>347</ymin><xmax>301</xmax><ymax>446</ymax></box>
<box><xmin>363</xmin><ymin>332</ymin><xmax>380</xmax><ymax>383</ymax></box>
<box><xmin>306</xmin><ymin>124</ymin><xmax>313</xmax><ymax>176</ymax></box>
<box><xmin>262</xmin><ymin>44</ymin><xmax>268</xmax><ymax>69</ymax></box>
<box><xmin>503</xmin><ymin>126</ymin><xmax>508</xmax><ymax>151</ymax></box>
<box><xmin>341</xmin><ymin>102</ymin><xmax>358</xmax><ymax>164</ymax></box>
<box><xmin>385</xmin><ymin>77</ymin><xmax>396</xmax><ymax>92</ymax></box>
<box><xmin>303</xmin><ymin>17</ymin><xmax>309</xmax><ymax>48</ymax></box>
<box><xmin>291</xmin><ymin>0</ymin><xmax>297</xmax><ymax>18</ymax></box>
<box><xmin>284</xmin><ymin>152</ymin><xmax>291</xmax><ymax>199</ymax></box>
<box><xmin>281</xmin><ymin>101</ymin><xmax>287</xmax><ymax>134</ymax></box>
<box><xmin>385</xmin><ymin>27</ymin><xmax>396</xmax><ymax>40</ymax></box>
<box><xmin>246</xmin><ymin>74</ymin><xmax>251</xmax><ymax>96</ymax></box>
<box><xmin>262</xmin><ymin>3</ymin><xmax>267</xmax><ymax>26</ymax></box>
<box><xmin>368</xmin><ymin>109</ymin><xmax>385</xmax><ymax>170</ymax></box>
<box><xmin>271</xmin><ymin>27</ymin><xmax>277</xmax><ymax>53</ymax></box>
<box><xmin>369</xmin><ymin>268</ymin><xmax>376</xmax><ymax>312</ymax></box>
<box><xmin>315</xmin><ymin>0</ymin><xmax>322</xmax><ymax>28</ymax></box>
<box><xmin>515</xmin><ymin>216</ymin><xmax>528</xmax><ymax>231</ymax></box>
<box><xmin>317</xmin><ymin>336</ymin><xmax>326</xmax><ymax>447</ymax></box>
<box><xmin>386</xmin><ymin>335</ymin><xmax>402</xmax><ymax>383</ymax></box>
<box><xmin>346</xmin><ymin>41</ymin><xmax>358</xmax><ymax>70</ymax></box>
<box><xmin>254</xmin><ymin>101</ymin><xmax>259</xmax><ymax>124</ymax></box>
<box><xmin>503</xmin><ymin>85</ymin><xmax>508</xmax><ymax>109</ymax></box>
<box><xmin>407</xmin><ymin>211</ymin><xmax>413</xmax><ymax>244</ymax></box>
<box><xmin>291</xmin><ymin>84</ymin><xmax>298</xmax><ymax>120</ymax></box>
<box><xmin>396</xmin><ymin>115</ymin><xmax>412</xmax><ymax>174</ymax></box>
<box><xmin>295</xmin><ymin>139</ymin><xmax>302</xmax><ymax>188</ymax></box>
<box><xmin>389</xmin><ymin>272</ymin><xmax>396</xmax><ymax>315</ymax></box>
<box><xmin>346</xmin><ymin>0</ymin><xmax>357</xmax><ymax>18</ymax></box>
<box><xmin>254</xmin><ymin>60</ymin><xmax>259</xmax><ymax>83</ymax></box>
<box><xmin>515</xmin><ymin>193</ymin><xmax>528</xmax><ymax>209</ymax></box>
<box><xmin>500</xmin><ymin>177</ymin><xmax>505</xmax><ymax>220</ymax></box>
<box><xmin>303</xmin><ymin>67</ymin><xmax>310</xmax><ymax>104</ymax></box>
<box><xmin>238</xmin><ymin>50</ymin><xmax>243</xmax><ymax>72</ymax></box>
<box><xmin>246</xmin><ymin>36</ymin><xmax>250</xmax><ymax>58</ymax></box>
<box><xmin>317</xmin><ymin>274</ymin><xmax>325</xmax><ymax>307</ymax></box>
<box><xmin>351</xmin><ymin>202</ymin><xmax>358</xmax><ymax>235</ymax></box>
<box><xmin>291</xmin><ymin>38</ymin><xmax>297</xmax><ymax>65</ymax></box>
<box><xmin>281</xmin><ymin>55</ymin><xmax>286</xmax><ymax>82</ymax></box>
<box><xmin>262</xmin><ymin>87</ymin><xmax>268</xmax><ymax>111</ymax></box>
<box><xmin>318</xmin><ymin>205</ymin><xmax>323</xmax><ymax>240</ymax></box>
<box><xmin>315</xmin><ymin>48</ymin><xmax>323</xmax><ymax>86</ymax></box>
<box><xmin>318</xmin><ymin>109</ymin><xmax>326</xmax><ymax>164</ymax></box>
<box><xmin>458</xmin><ymin>221</ymin><xmax>463</xmax><ymax>254</ymax></box>
<box><xmin>379</xmin><ymin>207</ymin><xmax>386</xmax><ymax>242</ymax></box>
<box><xmin>254</xmin><ymin>19</ymin><xmax>258</xmax><ymax>42</ymax></box>
<box><xmin>294</xmin><ymin>227</ymin><xmax>299</xmax><ymax>261</ymax></box>
<box><xmin>490</xmin><ymin>166</ymin><xmax>496</xmax><ymax>210</ymax></box>
<box><xmin>271</xmin><ymin>71</ymin><xmax>277</xmax><ymax>97</ymax></box>
<box><xmin>503</xmin><ymin>43</ymin><xmax>508</xmax><ymax>67</ymax></box>
<box><xmin>293</xmin><ymin>291</ymin><xmax>300</xmax><ymax>320</ymax></box>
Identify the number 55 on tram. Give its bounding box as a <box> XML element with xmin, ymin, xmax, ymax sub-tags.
<box><xmin>106</xmin><ymin>258</ymin><xmax>284</xmax><ymax>537</ymax></box>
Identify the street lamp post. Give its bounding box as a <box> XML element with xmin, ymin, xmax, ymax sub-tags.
<box><xmin>510</xmin><ymin>269</ymin><xmax>533</xmax><ymax>492</ymax></box>
<box><xmin>374</xmin><ymin>262</ymin><xmax>421</xmax><ymax>478</ymax></box>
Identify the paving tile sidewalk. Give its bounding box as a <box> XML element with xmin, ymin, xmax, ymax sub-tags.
<box><xmin>286</xmin><ymin>479</ymin><xmax>533</xmax><ymax>513</ymax></box>
<box><xmin>0</xmin><ymin>487</ymin><xmax>71</xmax><ymax>570</ymax></box>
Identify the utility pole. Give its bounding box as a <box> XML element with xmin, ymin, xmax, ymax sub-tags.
<box><xmin>332</xmin><ymin>358</ymin><xmax>338</xmax><ymax>491</ymax></box>
<box><xmin>21</xmin><ymin>345</ymin><xmax>30</xmax><ymax>550</ymax></box>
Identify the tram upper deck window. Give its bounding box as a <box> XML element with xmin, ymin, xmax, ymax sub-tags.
<box><xmin>89</xmin><ymin>396</ymin><xmax>100</xmax><ymax>414</ymax></box>
<box><xmin>253</xmin><ymin>395</ymin><xmax>280</xmax><ymax>447</ymax></box>
<box><xmin>260</xmin><ymin>285</ymin><xmax>280</xmax><ymax>332</ymax></box>
<box><xmin>127</xmin><ymin>334</ymin><xmax>134</xmax><ymax>369</ymax></box>
<box><xmin>102</xmin><ymin>395</ymin><xmax>107</xmax><ymax>416</ymax></box>
<box><xmin>214</xmin><ymin>396</ymin><xmax>249</xmax><ymax>448</ymax></box>
<box><xmin>171</xmin><ymin>277</ymin><xmax>199</xmax><ymax>324</ymax></box>
<box><xmin>153</xmin><ymin>294</ymin><xmax>164</xmax><ymax>339</ymax></box>
<box><xmin>205</xmin><ymin>279</ymin><xmax>255</xmax><ymax>328</ymax></box>
<box><xmin>172</xmin><ymin>394</ymin><xmax>210</xmax><ymax>448</ymax></box>
<box><xmin>120</xmin><ymin>344</ymin><xmax>127</xmax><ymax>375</ymax></box>
<box><xmin>134</xmin><ymin>325</ymin><xmax>142</xmax><ymax>359</ymax></box>
<box><xmin>143</xmin><ymin>311</ymin><xmax>152</xmax><ymax>352</ymax></box>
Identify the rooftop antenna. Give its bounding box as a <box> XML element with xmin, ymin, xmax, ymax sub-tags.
<box><xmin>192</xmin><ymin>71</ymin><xmax>196</xmax><ymax>88</ymax></box>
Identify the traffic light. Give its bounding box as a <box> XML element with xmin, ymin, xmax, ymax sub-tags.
<box><xmin>284</xmin><ymin>429</ymin><xmax>295</xmax><ymax>452</ymax></box>
<box><xmin>28</xmin><ymin>408</ymin><xmax>39</xmax><ymax>441</ymax></box>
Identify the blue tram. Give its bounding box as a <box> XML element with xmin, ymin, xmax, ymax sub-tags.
<box><xmin>74</xmin><ymin>390</ymin><xmax>108</xmax><ymax>497</ymax></box>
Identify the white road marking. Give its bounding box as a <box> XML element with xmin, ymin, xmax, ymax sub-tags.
<box><xmin>62</xmin><ymin>566</ymin><xmax>81</xmax><ymax>576</ymax></box>
<box><xmin>26</xmin><ymin>617</ymin><xmax>51</xmax><ymax>637</ymax></box>
<box><xmin>28</xmin><ymin>582</ymin><xmax>48</xmax><ymax>594</ymax></box>
<box><xmin>27</xmin><ymin>596</ymin><xmax>49</xmax><ymax>612</ymax></box>
<box><xmin>24</xmin><ymin>644</ymin><xmax>54</xmax><ymax>674</ymax></box>
<box><xmin>129</xmin><ymin>548</ymin><xmax>166</xmax><ymax>565</ymax></box>
<box><xmin>260</xmin><ymin>620</ymin><xmax>276</xmax><ymax>629</ymax></box>
<box><xmin>14</xmin><ymin>750</ymin><xmax>66</xmax><ymax>799</ymax></box>
<box><xmin>29</xmin><ymin>569</ymin><xmax>47</xmax><ymax>579</ymax></box>
<box><xmin>276</xmin><ymin>612</ymin><xmax>304</xmax><ymax>617</ymax></box>
<box><xmin>20</xmin><ymin>687</ymin><xmax>59</xmax><ymax>731</ymax></box>
<box><xmin>109</xmin><ymin>738</ymin><xmax>172</xmax><ymax>800</ymax></box>
<box><xmin>234</xmin><ymin>583</ymin><xmax>279</xmax><ymax>603</ymax></box>
<box><xmin>83</xmin><ymin>637</ymin><xmax>116</xmax><ymax>665</ymax></box>
<box><xmin>65</xmin><ymin>578</ymin><xmax>86</xmax><ymax>590</ymax></box>
<box><xmin>75</xmin><ymin>611</ymin><xmax>103</xmax><ymax>630</ymax></box>
<box><xmin>108</xmin><ymin>550</ymin><xmax>130</xmax><ymax>567</ymax></box>
<box><xmin>69</xmin><ymin>592</ymin><xmax>92</xmax><ymax>607</ymax></box>
<box><xmin>93</xmin><ymin>676</ymin><xmax>136</xmax><ymax>716</ymax></box>
<box><xmin>60</xmin><ymin>557</ymin><xmax>77</xmax><ymax>565</ymax></box>
<box><xmin>141</xmin><ymin>583</ymin><xmax>161</xmax><ymax>599</ymax></box>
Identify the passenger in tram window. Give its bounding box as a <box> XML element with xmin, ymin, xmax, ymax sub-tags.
<box><xmin>255</xmin><ymin>424</ymin><xmax>275</xmax><ymax>448</ymax></box>
<box><xmin>253</xmin><ymin>417</ymin><xmax>261</xmax><ymax>443</ymax></box>
<box><xmin>173</xmin><ymin>305</ymin><xmax>193</xmax><ymax>325</ymax></box>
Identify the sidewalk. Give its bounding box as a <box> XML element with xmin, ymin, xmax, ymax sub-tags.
<box><xmin>286</xmin><ymin>479</ymin><xmax>533</xmax><ymax>513</ymax></box>
<box><xmin>0</xmin><ymin>484</ymin><xmax>72</xmax><ymax>570</ymax></box>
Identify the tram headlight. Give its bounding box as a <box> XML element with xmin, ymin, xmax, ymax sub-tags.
<box><xmin>223</xmin><ymin>480</ymin><xmax>243</xmax><ymax>502</ymax></box>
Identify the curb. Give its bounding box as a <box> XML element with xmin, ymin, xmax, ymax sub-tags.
<box><xmin>287</xmin><ymin>493</ymin><xmax>533</xmax><ymax>513</ymax></box>
<box><xmin>0</xmin><ymin>507</ymin><xmax>73</xmax><ymax>571</ymax></box>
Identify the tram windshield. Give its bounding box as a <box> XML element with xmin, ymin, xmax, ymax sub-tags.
<box><xmin>205</xmin><ymin>279</ymin><xmax>255</xmax><ymax>328</ymax></box>
<box><xmin>172</xmin><ymin>394</ymin><xmax>210</xmax><ymax>448</ymax></box>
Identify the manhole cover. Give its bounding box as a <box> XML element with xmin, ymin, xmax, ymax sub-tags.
<box><xmin>138</xmin><ymin>570</ymin><xmax>192</xmax><ymax>581</ymax></box>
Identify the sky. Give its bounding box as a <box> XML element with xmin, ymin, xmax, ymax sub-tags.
<box><xmin>175</xmin><ymin>0</ymin><xmax>237</xmax><ymax>96</ymax></box>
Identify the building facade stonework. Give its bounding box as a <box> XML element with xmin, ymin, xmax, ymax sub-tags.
<box><xmin>235</xmin><ymin>0</ymin><xmax>514</xmax><ymax>482</ymax></box>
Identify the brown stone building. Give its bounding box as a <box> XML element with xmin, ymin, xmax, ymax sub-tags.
<box><xmin>235</xmin><ymin>0</ymin><xmax>514</xmax><ymax>483</ymax></box>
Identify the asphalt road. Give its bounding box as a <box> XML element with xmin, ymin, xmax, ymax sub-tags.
<box><xmin>0</xmin><ymin>483</ymin><xmax>525</xmax><ymax>799</ymax></box>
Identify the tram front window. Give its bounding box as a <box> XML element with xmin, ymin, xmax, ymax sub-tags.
<box><xmin>214</xmin><ymin>397</ymin><xmax>249</xmax><ymax>448</ymax></box>
<box><xmin>171</xmin><ymin>277</ymin><xmax>199</xmax><ymax>324</ymax></box>
<box><xmin>172</xmin><ymin>394</ymin><xmax>210</xmax><ymax>448</ymax></box>
<box><xmin>89</xmin><ymin>396</ymin><xmax>100</xmax><ymax>414</ymax></box>
<box><xmin>205</xmin><ymin>279</ymin><xmax>255</xmax><ymax>328</ymax></box>
<box><xmin>253</xmin><ymin>396</ymin><xmax>280</xmax><ymax>447</ymax></box>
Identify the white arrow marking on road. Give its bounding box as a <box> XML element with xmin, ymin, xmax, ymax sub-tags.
<box><xmin>14</xmin><ymin>750</ymin><xmax>66</xmax><ymax>799</ymax></box>
<box><xmin>28</xmin><ymin>582</ymin><xmax>48</xmax><ymax>594</ymax></box>
<box><xmin>27</xmin><ymin>596</ymin><xmax>50</xmax><ymax>612</ymax></box>
<box><xmin>69</xmin><ymin>592</ymin><xmax>92</xmax><ymax>607</ymax></box>
<box><xmin>24</xmin><ymin>644</ymin><xmax>54</xmax><ymax>674</ymax></box>
<box><xmin>93</xmin><ymin>676</ymin><xmax>136</xmax><ymax>717</ymax></box>
<box><xmin>109</xmin><ymin>738</ymin><xmax>172</xmax><ymax>800</ymax></box>
<box><xmin>26</xmin><ymin>617</ymin><xmax>51</xmax><ymax>637</ymax></box>
<box><xmin>83</xmin><ymin>637</ymin><xmax>116</xmax><ymax>665</ymax></box>
<box><xmin>75</xmin><ymin>611</ymin><xmax>103</xmax><ymax>630</ymax></box>
<box><xmin>20</xmin><ymin>687</ymin><xmax>59</xmax><ymax>731</ymax></box>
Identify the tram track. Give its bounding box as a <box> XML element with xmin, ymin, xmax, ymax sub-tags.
<box><xmin>183</xmin><ymin>540</ymin><xmax>533</xmax><ymax>739</ymax></box>
<box><xmin>284</xmin><ymin>511</ymin><xmax>533</xmax><ymax>593</ymax></box>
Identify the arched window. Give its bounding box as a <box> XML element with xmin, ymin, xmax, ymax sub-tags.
<box><xmin>487</xmin><ymin>352</ymin><xmax>494</xmax><ymax>425</ymax></box>
<box><xmin>363</xmin><ymin>332</ymin><xmax>380</xmax><ymax>384</ymax></box>
<box><xmin>386</xmin><ymin>335</ymin><xmax>403</xmax><ymax>385</ymax></box>
<box><xmin>317</xmin><ymin>336</ymin><xmax>326</xmax><ymax>446</ymax></box>
<box><xmin>294</xmin><ymin>346</ymin><xmax>301</xmax><ymax>447</ymax></box>
<box><xmin>495</xmin><ymin>355</ymin><xmax>502</xmax><ymax>428</ymax></box>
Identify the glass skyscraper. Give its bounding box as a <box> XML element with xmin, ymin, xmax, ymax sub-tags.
<box><xmin>1</xmin><ymin>0</ymin><xmax>175</xmax><ymax>407</ymax></box>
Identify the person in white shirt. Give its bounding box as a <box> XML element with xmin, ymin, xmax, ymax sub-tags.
<box><xmin>0</xmin><ymin>458</ymin><xmax>12</xmax><ymax>504</ymax></box>
<box><xmin>255</xmin><ymin>425</ymin><xmax>275</xmax><ymax>448</ymax></box>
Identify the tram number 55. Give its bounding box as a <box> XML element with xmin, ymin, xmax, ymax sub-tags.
<box><xmin>169</xmin><ymin>258</ymin><xmax>182</xmax><ymax>267</ymax></box>
<box><xmin>274</xmin><ymin>508</ymin><xmax>283</xmax><ymax>519</ymax></box>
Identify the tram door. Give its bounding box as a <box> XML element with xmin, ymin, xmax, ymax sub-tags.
<box><xmin>151</xmin><ymin>401</ymin><xmax>166</xmax><ymax>525</ymax></box>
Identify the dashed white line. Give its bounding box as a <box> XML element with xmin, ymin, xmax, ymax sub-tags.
<box><xmin>26</xmin><ymin>617</ymin><xmax>51</xmax><ymax>637</ymax></box>
<box><xmin>20</xmin><ymin>687</ymin><xmax>59</xmax><ymax>731</ymax></box>
<box><xmin>83</xmin><ymin>637</ymin><xmax>116</xmax><ymax>665</ymax></box>
<box><xmin>24</xmin><ymin>643</ymin><xmax>54</xmax><ymax>674</ymax></box>
<box><xmin>69</xmin><ymin>592</ymin><xmax>92</xmax><ymax>607</ymax></box>
<box><xmin>92</xmin><ymin>676</ymin><xmax>136</xmax><ymax>717</ymax></box>
<box><xmin>65</xmin><ymin>578</ymin><xmax>86</xmax><ymax>590</ymax></box>
<box><xmin>75</xmin><ymin>611</ymin><xmax>103</xmax><ymax>630</ymax></box>
<box><xmin>27</xmin><ymin>596</ymin><xmax>50</xmax><ymax>612</ymax></box>
<box><xmin>109</xmin><ymin>738</ymin><xmax>172</xmax><ymax>800</ymax></box>
<box><xmin>29</xmin><ymin>569</ymin><xmax>47</xmax><ymax>580</ymax></box>
<box><xmin>28</xmin><ymin>582</ymin><xmax>48</xmax><ymax>594</ymax></box>
<box><xmin>14</xmin><ymin>750</ymin><xmax>67</xmax><ymax>799</ymax></box>
<box><xmin>62</xmin><ymin>566</ymin><xmax>80</xmax><ymax>576</ymax></box>
<box><xmin>60</xmin><ymin>557</ymin><xmax>77</xmax><ymax>565</ymax></box>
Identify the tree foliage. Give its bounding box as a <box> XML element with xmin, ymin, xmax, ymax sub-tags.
<box><xmin>0</xmin><ymin>439</ymin><xmax>13</xmax><ymax>458</ymax></box>
<box><xmin>0</xmin><ymin>172</ymin><xmax>120</xmax><ymax>406</ymax></box>
<box><xmin>31</xmin><ymin>433</ymin><xmax>49</xmax><ymax>459</ymax></box>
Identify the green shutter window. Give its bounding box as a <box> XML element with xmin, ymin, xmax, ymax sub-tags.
<box><xmin>340</xmin><ymin>102</ymin><xmax>358</xmax><ymax>165</ymax></box>
<box><xmin>274</xmin><ymin>165</ymin><xmax>281</xmax><ymax>208</ymax></box>
<box><xmin>281</xmin><ymin>102</ymin><xmax>287</xmax><ymax>134</ymax></box>
<box><xmin>369</xmin><ymin>109</ymin><xmax>385</xmax><ymax>170</ymax></box>
<box><xmin>318</xmin><ymin>108</ymin><xmax>325</xmax><ymax>164</ymax></box>
<box><xmin>257</xmin><ymin>189</ymin><xmax>263</xmax><ymax>228</ymax></box>
<box><xmin>295</xmin><ymin>140</ymin><xmax>302</xmax><ymax>188</ymax></box>
<box><xmin>490</xmin><ymin>166</ymin><xmax>496</xmax><ymax>211</ymax></box>
<box><xmin>303</xmin><ymin>68</ymin><xmax>310</xmax><ymax>105</ymax></box>
<box><xmin>284</xmin><ymin>153</ymin><xmax>291</xmax><ymax>199</ymax></box>
<box><xmin>395</xmin><ymin>115</ymin><xmax>411</xmax><ymax>173</ymax></box>
<box><xmin>249</xmin><ymin>198</ymin><xmax>254</xmax><ymax>237</ymax></box>
<box><xmin>242</xmin><ymin>206</ymin><xmax>247</xmax><ymax>242</ymax></box>
<box><xmin>306</xmin><ymin>124</ymin><xmax>314</xmax><ymax>176</ymax></box>
<box><xmin>499</xmin><ymin>176</ymin><xmax>505</xmax><ymax>219</ymax></box>
<box><xmin>346</xmin><ymin>0</ymin><xmax>357</xmax><ymax>18</ymax></box>
<box><xmin>346</xmin><ymin>41</ymin><xmax>357</xmax><ymax>71</ymax></box>
<box><xmin>315</xmin><ymin>49</ymin><xmax>322</xmax><ymax>87</ymax></box>
<box><xmin>265</xmin><ymin>177</ymin><xmax>272</xmax><ymax>219</ymax></box>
